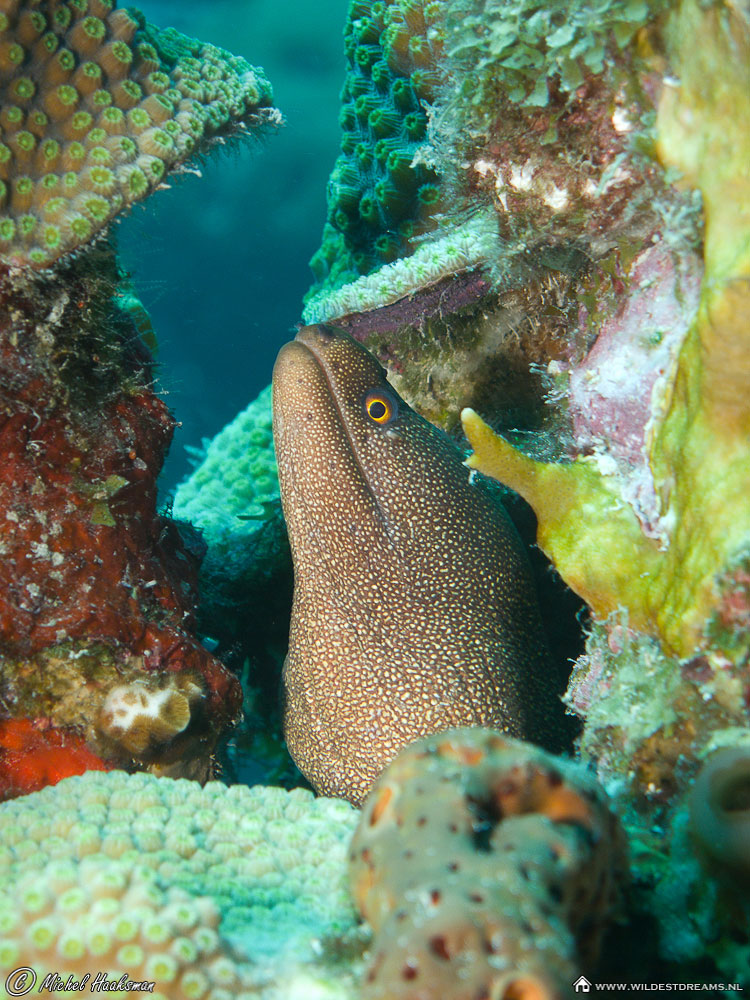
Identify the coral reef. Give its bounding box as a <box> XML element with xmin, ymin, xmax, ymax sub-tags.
<box><xmin>0</xmin><ymin>768</ymin><xmax>364</xmax><ymax>999</ymax></box>
<box><xmin>444</xmin><ymin>0</ymin><xmax>668</xmax><ymax>110</ymax></box>
<box><xmin>0</xmin><ymin>251</ymin><xmax>242</xmax><ymax>788</ymax></box>
<box><xmin>172</xmin><ymin>385</ymin><xmax>295</xmax><ymax>788</ymax></box>
<box><xmin>0</xmin><ymin>0</ymin><xmax>275</xmax><ymax>268</ymax></box>
<box><xmin>349</xmin><ymin>728</ymin><xmax>627</xmax><ymax>999</ymax></box>
<box><xmin>304</xmin><ymin>211</ymin><xmax>499</xmax><ymax>324</ymax></box>
<box><xmin>173</xmin><ymin>384</ymin><xmax>280</xmax><ymax>582</ymax></box>
<box><xmin>294</xmin><ymin>0</ymin><xmax>750</xmax><ymax>981</ymax></box>
<box><xmin>453</xmin><ymin>0</ymin><xmax>750</xmax><ymax>980</ymax></box>
<box><xmin>0</xmin><ymin>4</ymin><xmax>281</xmax><ymax>791</ymax></box>
<box><xmin>303</xmin><ymin>0</ymin><xmax>703</xmax><ymax>445</ymax></box>
<box><xmin>307</xmin><ymin>0</ymin><xmax>448</xmax><ymax>300</ymax></box>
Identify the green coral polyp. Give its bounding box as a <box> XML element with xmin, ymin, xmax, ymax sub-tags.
<box><xmin>41</xmin><ymin>139</ymin><xmax>60</xmax><ymax>161</ymax></box>
<box><xmin>417</xmin><ymin>182</ymin><xmax>440</xmax><ymax>206</ymax></box>
<box><xmin>89</xmin><ymin>167</ymin><xmax>115</xmax><ymax>192</ymax></box>
<box><xmin>125</xmin><ymin>168</ymin><xmax>148</xmax><ymax>198</ymax></box>
<box><xmin>145</xmin><ymin>158</ymin><xmax>165</xmax><ymax>180</ymax></box>
<box><xmin>146</xmin><ymin>71</ymin><xmax>170</xmax><ymax>93</ymax></box>
<box><xmin>102</xmin><ymin>106</ymin><xmax>124</xmax><ymax>126</ymax></box>
<box><xmin>56</xmin><ymin>84</ymin><xmax>78</xmax><ymax>107</ymax></box>
<box><xmin>371</xmin><ymin>59</ymin><xmax>391</xmax><ymax>89</ymax></box>
<box><xmin>56</xmin><ymin>49</ymin><xmax>76</xmax><ymax>72</ymax></box>
<box><xmin>40</xmin><ymin>31</ymin><xmax>58</xmax><ymax>53</ymax></box>
<box><xmin>110</xmin><ymin>41</ymin><xmax>133</xmax><ymax>66</ymax></box>
<box><xmin>81</xmin><ymin>61</ymin><xmax>102</xmax><ymax>80</ymax></box>
<box><xmin>359</xmin><ymin>192</ymin><xmax>380</xmax><ymax>225</ymax></box>
<box><xmin>368</xmin><ymin>107</ymin><xmax>401</xmax><ymax>137</ymax></box>
<box><xmin>119</xmin><ymin>79</ymin><xmax>142</xmax><ymax>102</ymax></box>
<box><xmin>6</xmin><ymin>43</ymin><xmax>24</xmax><ymax>65</ymax></box>
<box><xmin>127</xmin><ymin>108</ymin><xmax>151</xmax><ymax>131</ymax></box>
<box><xmin>71</xmin><ymin>111</ymin><xmax>93</xmax><ymax>132</ymax></box>
<box><xmin>12</xmin><ymin>77</ymin><xmax>35</xmax><ymax>101</ymax></box>
<box><xmin>152</xmin><ymin>130</ymin><xmax>172</xmax><ymax>151</ymax></box>
<box><xmin>15</xmin><ymin>131</ymin><xmax>35</xmax><ymax>153</ymax></box>
<box><xmin>43</xmin><ymin>197</ymin><xmax>66</xmax><ymax>217</ymax></box>
<box><xmin>53</xmin><ymin>6</ymin><xmax>71</xmax><ymax>28</ymax></box>
<box><xmin>89</xmin><ymin>146</ymin><xmax>111</xmax><ymax>165</ymax></box>
<box><xmin>403</xmin><ymin>110</ymin><xmax>425</xmax><ymax>139</ymax></box>
<box><xmin>116</xmin><ymin>137</ymin><xmax>137</xmax><ymax>159</ymax></box>
<box><xmin>82</xmin><ymin>16</ymin><xmax>106</xmax><ymax>40</ymax></box>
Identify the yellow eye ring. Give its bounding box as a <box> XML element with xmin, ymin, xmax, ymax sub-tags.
<box><xmin>364</xmin><ymin>391</ymin><xmax>395</xmax><ymax>424</ymax></box>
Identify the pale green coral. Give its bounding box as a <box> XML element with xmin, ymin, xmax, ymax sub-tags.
<box><xmin>445</xmin><ymin>0</ymin><xmax>668</xmax><ymax>110</ymax></box>
<box><xmin>0</xmin><ymin>770</ymin><xmax>364</xmax><ymax>1000</ymax></box>
<box><xmin>173</xmin><ymin>385</ymin><xmax>279</xmax><ymax>572</ymax></box>
<box><xmin>303</xmin><ymin>213</ymin><xmax>500</xmax><ymax>322</ymax></box>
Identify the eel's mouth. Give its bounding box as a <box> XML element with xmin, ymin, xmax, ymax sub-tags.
<box><xmin>271</xmin><ymin>326</ymin><xmax>362</xmax><ymax>488</ymax></box>
<box><xmin>271</xmin><ymin>325</ymin><xmax>394</xmax><ymax>535</ymax></box>
<box><xmin>271</xmin><ymin>326</ymin><xmax>340</xmax><ymax>408</ymax></box>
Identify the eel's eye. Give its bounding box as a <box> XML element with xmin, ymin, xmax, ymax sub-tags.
<box><xmin>364</xmin><ymin>389</ymin><xmax>396</xmax><ymax>425</ymax></box>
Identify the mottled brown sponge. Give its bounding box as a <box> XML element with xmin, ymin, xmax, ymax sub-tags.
<box><xmin>349</xmin><ymin>728</ymin><xmax>628</xmax><ymax>1000</ymax></box>
<box><xmin>0</xmin><ymin>0</ymin><xmax>275</xmax><ymax>268</ymax></box>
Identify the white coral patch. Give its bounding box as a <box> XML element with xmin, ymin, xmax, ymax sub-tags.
<box><xmin>543</xmin><ymin>184</ymin><xmax>569</xmax><ymax>211</ymax></box>
<box><xmin>508</xmin><ymin>162</ymin><xmax>534</xmax><ymax>191</ymax></box>
<box><xmin>612</xmin><ymin>107</ymin><xmax>632</xmax><ymax>133</ymax></box>
<box><xmin>101</xmin><ymin>684</ymin><xmax>180</xmax><ymax>733</ymax></box>
<box><xmin>473</xmin><ymin>159</ymin><xmax>496</xmax><ymax>177</ymax></box>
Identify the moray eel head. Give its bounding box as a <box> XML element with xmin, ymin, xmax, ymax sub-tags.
<box><xmin>273</xmin><ymin>324</ymin><xmax>560</xmax><ymax>805</ymax></box>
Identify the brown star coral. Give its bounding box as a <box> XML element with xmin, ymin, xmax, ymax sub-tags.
<box><xmin>0</xmin><ymin>0</ymin><xmax>275</xmax><ymax>268</ymax></box>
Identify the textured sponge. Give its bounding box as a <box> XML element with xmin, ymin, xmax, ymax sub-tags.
<box><xmin>0</xmin><ymin>0</ymin><xmax>275</xmax><ymax>268</ymax></box>
<box><xmin>350</xmin><ymin>728</ymin><xmax>628</xmax><ymax>999</ymax></box>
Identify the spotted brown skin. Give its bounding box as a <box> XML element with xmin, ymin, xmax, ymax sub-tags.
<box><xmin>272</xmin><ymin>324</ymin><xmax>560</xmax><ymax>805</ymax></box>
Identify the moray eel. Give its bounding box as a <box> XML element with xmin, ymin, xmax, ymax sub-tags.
<box><xmin>272</xmin><ymin>325</ymin><xmax>561</xmax><ymax>805</ymax></box>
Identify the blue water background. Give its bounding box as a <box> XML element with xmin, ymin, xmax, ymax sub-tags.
<box><xmin>117</xmin><ymin>0</ymin><xmax>348</xmax><ymax>494</ymax></box>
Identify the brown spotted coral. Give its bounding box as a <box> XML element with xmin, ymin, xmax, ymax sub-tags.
<box><xmin>349</xmin><ymin>728</ymin><xmax>627</xmax><ymax>1000</ymax></box>
<box><xmin>0</xmin><ymin>0</ymin><xmax>275</xmax><ymax>268</ymax></box>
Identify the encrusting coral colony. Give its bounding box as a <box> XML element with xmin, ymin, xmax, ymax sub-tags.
<box><xmin>1</xmin><ymin>0</ymin><xmax>749</xmax><ymax>996</ymax></box>
<box><xmin>0</xmin><ymin>0</ymin><xmax>277</xmax><ymax>795</ymax></box>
